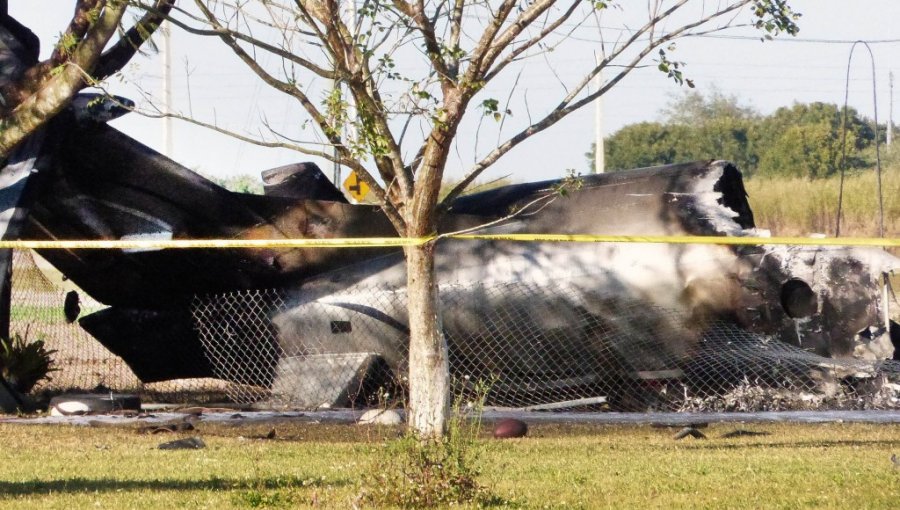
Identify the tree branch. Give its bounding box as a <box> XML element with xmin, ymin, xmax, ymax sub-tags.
<box><xmin>446</xmin><ymin>0</ymin><xmax>465</xmax><ymax>77</ymax></box>
<box><xmin>483</xmin><ymin>0</ymin><xmax>580</xmax><ymax>82</ymax></box>
<box><xmin>314</xmin><ymin>0</ymin><xmax>414</xmax><ymax>203</ymax></box>
<box><xmin>476</xmin><ymin>0</ymin><xmax>558</xmax><ymax>78</ymax></box>
<box><xmin>193</xmin><ymin>0</ymin><xmax>410</xmax><ymax>231</ymax></box>
<box><xmin>150</xmin><ymin>1</ymin><xmax>336</xmax><ymax>79</ymax></box>
<box><xmin>0</xmin><ymin>1</ymin><xmax>127</xmax><ymax>157</ymax></box>
<box><xmin>50</xmin><ymin>0</ymin><xmax>103</xmax><ymax>66</ymax></box>
<box><xmin>409</xmin><ymin>0</ymin><xmax>452</xmax><ymax>86</ymax></box>
<box><xmin>192</xmin><ymin>0</ymin><xmax>336</xmax><ymax>147</ymax></box>
<box><xmin>93</xmin><ymin>0</ymin><xmax>176</xmax><ymax>81</ymax></box>
<box><xmin>444</xmin><ymin>0</ymin><xmax>754</xmax><ymax>205</ymax></box>
<box><xmin>461</xmin><ymin>0</ymin><xmax>516</xmax><ymax>88</ymax></box>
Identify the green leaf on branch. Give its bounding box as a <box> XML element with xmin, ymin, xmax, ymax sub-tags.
<box><xmin>655</xmin><ymin>49</ymin><xmax>693</xmax><ymax>88</ymax></box>
<box><xmin>479</xmin><ymin>98</ymin><xmax>511</xmax><ymax>122</ymax></box>
<box><xmin>56</xmin><ymin>31</ymin><xmax>79</xmax><ymax>58</ymax></box>
<box><xmin>752</xmin><ymin>0</ymin><xmax>801</xmax><ymax>37</ymax></box>
<box><xmin>588</xmin><ymin>0</ymin><xmax>617</xmax><ymax>10</ymax></box>
<box><xmin>481</xmin><ymin>98</ymin><xmax>499</xmax><ymax>112</ymax></box>
<box><xmin>552</xmin><ymin>170</ymin><xmax>584</xmax><ymax>197</ymax></box>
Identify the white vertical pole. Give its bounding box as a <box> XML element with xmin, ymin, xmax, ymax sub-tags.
<box><xmin>162</xmin><ymin>20</ymin><xmax>174</xmax><ymax>158</ymax></box>
<box><xmin>330</xmin><ymin>72</ymin><xmax>341</xmax><ymax>186</ymax></box>
<box><xmin>593</xmin><ymin>55</ymin><xmax>605</xmax><ymax>174</ymax></box>
<box><xmin>331</xmin><ymin>0</ymin><xmax>358</xmax><ymax>187</ymax></box>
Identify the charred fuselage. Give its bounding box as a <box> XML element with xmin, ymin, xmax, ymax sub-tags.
<box><xmin>15</xmin><ymin>103</ymin><xmax>899</xmax><ymax>407</ymax></box>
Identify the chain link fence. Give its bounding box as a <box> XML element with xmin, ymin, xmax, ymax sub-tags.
<box><xmin>192</xmin><ymin>279</ymin><xmax>900</xmax><ymax>412</ymax></box>
<box><xmin>10</xmin><ymin>250</ymin><xmax>232</xmax><ymax>402</ymax></box>
<box><xmin>10</xmin><ymin>249</ymin><xmax>136</xmax><ymax>393</ymax></box>
<box><xmin>8</xmin><ymin>249</ymin><xmax>900</xmax><ymax>411</ymax></box>
<box><xmin>192</xmin><ymin>289</ymin><xmax>286</xmax><ymax>403</ymax></box>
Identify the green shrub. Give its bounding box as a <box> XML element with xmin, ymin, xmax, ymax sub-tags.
<box><xmin>0</xmin><ymin>331</ymin><xmax>57</xmax><ymax>393</ymax></box>
<box><xmin>363</xmin><ymin>385</ymin><xmax>497</xmax><ymax>508</ymax></box>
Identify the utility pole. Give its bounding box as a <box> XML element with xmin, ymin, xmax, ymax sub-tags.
<box><xmin>161</xmin><ymin>20</ymin><xmax>174</xmax><ymax>158</ymax></box>
<box><xmin>593</xmin><ymin>54</ymin><xmax>605</xmax><ymax>174</ymax></box>
<box><xmin>330</xmin><ymin>74</ymin><xmax>341</xmax><ymax>186</ymax></box>
<box><xmin>331</xmin><ymin>0</ymin><xmax>359</xmax><ymax>188</ymax></box>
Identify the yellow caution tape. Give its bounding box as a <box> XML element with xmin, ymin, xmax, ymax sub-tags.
<box><xmin>0</xmin><ymin>238</ymin><xmax>432</xmax><ymax>250</ymax></box>
<box><xmin>0</xmin><ymin>234</ymin><xmax>897</xmax><ymax>249</ymax></box>
<box><xmin>451</xmin><ymin>234</ymin><xmax>900</xmax><ymax>248</ymax></box>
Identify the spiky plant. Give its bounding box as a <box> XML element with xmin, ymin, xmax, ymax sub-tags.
<box><xmin>0</xmin><ymin>332</ymin><xmax>58</xmax><ymax>393</ymax></box>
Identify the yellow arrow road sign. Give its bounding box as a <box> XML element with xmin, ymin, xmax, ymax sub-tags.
<box><xmin>343</xmin><ymin>171</ymin><xmax>370</xmax><ymax>202</ymax></box>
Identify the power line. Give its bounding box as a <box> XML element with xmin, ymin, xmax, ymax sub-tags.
<box><xmin>448</xmin><ymin>6</ymin><xmax>900</xmax><ymax>46</ymax></box>
<box><xmin>687</xmin><ymin>34</ymin><xmax>900</xmax><ymax>44</ymax></box>
<box><xmin>569</xmin><ymin>32</ymin><xmax>900</xmax><ymax>45</ymax></box>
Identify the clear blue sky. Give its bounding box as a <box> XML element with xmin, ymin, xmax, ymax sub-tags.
<box><xmin>10</xmin><ymin>1</ymin><xmax>900</xmax><ymax>185</ymax></box>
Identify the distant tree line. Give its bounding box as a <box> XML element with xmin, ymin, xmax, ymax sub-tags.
<box><xmin>196</xmin><ymin>172</ymin><xmax>265</xmax><ymax>194</ymax></box>
<box><xmin>590</xmin><ymin>91</ymin><xmax>886</xmax><ymax>178</ymax></box>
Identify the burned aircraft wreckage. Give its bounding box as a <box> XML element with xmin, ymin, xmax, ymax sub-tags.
<box><xmin>5</xmin><ymin>96</ymin><xmax>900</xmax><ymax>410</ymax></box>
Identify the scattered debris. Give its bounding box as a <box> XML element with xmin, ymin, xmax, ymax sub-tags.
<box><xmin>651</xmin><ymin>422</ymin><xmax>708</xmax><ymax>429</ymax></box>
<box><xmin>519</xmin><ymin>396</ymin><xmax>608</xmax><ymax>411</ymax></box>
<box><xmin>158</xmin><ymin>436</ymin><xmax>206</xmax><ymax>450</ymax></box>
<box><xmin>720</xmin><ymin>429</ymin><xmax>770</xmax><ymax>439</ymax></box>
<box><xmin>174</xmin><ymin>406</ymin><xmax>238</xmax><ymax>415</ymax></box>
<box><xmin>358</xmin><ymin>409</ymin><xmax>403</xmax><ymax>426</ymax></box>
<box><xmin>138</xmin><ymin>418</ymin><xmax>196</xmax><ymax>435</ymax></box>
<box><xmin>673</xmin><ymin>427</ymin><xmax>707</xmax><ymax>440</ymax></box>
<box><xmin>49</xmin><ymin>394</ymin><xmax>141</xmax><ymax>416</ymax></box>
<box><xmin>493</xmin><ymin>418</ymin><xmax>528</xmax><ymax>439</ymax></box>
<box><xmin>63</xmin><ymin>290</ymin><xmax>80</xmax><ymax>323</ymax></box>
<box><xmin>108</xmin><ymin>410</ymin><xmax>150</xmax><ymax>418</ymax></box>
<box><xmin>237</xmin><ymin>427</ymin><xmax>279</xmax><ymax>441</ymax></box>
<box><xmin>676</xmin><ymin>374</ymin><xmax>900</xmax><ymax>413</ymax></box>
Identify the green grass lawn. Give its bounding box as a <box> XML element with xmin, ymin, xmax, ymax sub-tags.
<box><xmin>9</xmin><ymin>304</ymin><xmax>63</xmax><ymax>325</ymax></box>
<box><xmin>0</xmin><ymin>421</ymin><xmax>897</xmax><ymax>509</ymax></box>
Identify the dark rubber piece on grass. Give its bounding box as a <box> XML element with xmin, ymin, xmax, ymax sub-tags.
<box><xmin>493</xmin><ymin>418</ymin><xmax>528</xmax><ymax>439</ymax></box>
<box><xmin>158</xmin><ymin>436</ymin><xmax>206</xmax><ymax>450</ymax></box>
<box><xmin>673</xmin><ymin>427</ymin><xmax>706</xmax><ymax>440</ymax></box>
<box><xmin>720</xmin><ymin>429</ymin><xmax>769</xmax><ymax>439</ymax></box>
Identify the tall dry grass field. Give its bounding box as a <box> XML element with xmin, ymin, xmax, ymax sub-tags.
<box><xmin>745</xmin><ymin>166</ymin><xmax>899</xmax><ymax>238</ymax></box>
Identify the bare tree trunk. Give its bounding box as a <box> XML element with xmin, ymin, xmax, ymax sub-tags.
<box><xmin>404</xmin><ymin>241</ymin><xmax>450</xmax><ymax>437</ymax></box>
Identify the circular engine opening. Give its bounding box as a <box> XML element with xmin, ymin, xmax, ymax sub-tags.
<box><xmin>780</xmin><ymin>279</ymin><xmax>818</xmax><ymax>319</ymax></box>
